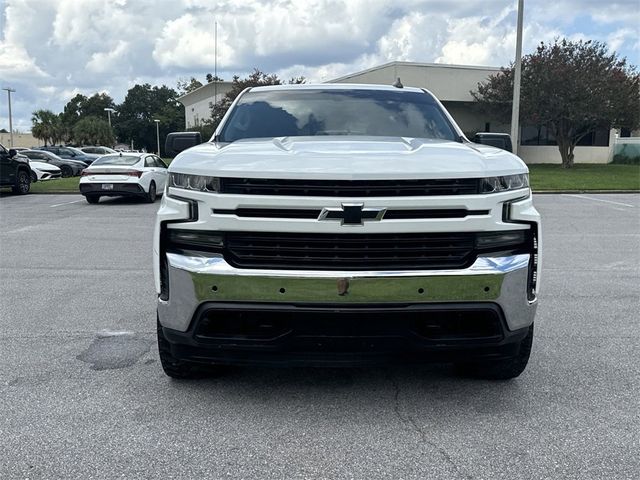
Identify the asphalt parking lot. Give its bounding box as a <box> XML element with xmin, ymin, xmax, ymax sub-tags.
<box><xmin>0</xmin><ymin>193</ymin><xmax>638</xmax><ymax>479</ymax></box>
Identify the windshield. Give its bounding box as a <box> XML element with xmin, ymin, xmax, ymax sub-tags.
<box><xmin>218</xmin><ymin>89</ymin><xmax>459</xmax><ymax>143</ymax></box>
<box><xmin>68</xmin><ymin>147</ymin><xmax>86</xmax><ymax>155</ymax></box>
<box><xmin>91</xmin><ymin>155</ymin><xmax>141</xmax><ymax>166</ymax></box>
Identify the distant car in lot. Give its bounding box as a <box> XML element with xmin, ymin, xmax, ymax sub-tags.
<box><xmin>80</xmin><ymin>146</ymin><xmax>117</xmax><ymax>155</ymax></box>
<box><xmin>0</xmin><ymin>143</ymin><xmax>32</xmax><ymax>194</ymax></box>
<box><xmin>37</xmin><ymin>146</ymin><xmax>98</xmax><ymax>165</ymax></box>
<box><xmin>29</xmin><ymin>161</ymin><xmax>61</xmax><ymax>181</ymax></box>
<box><xmin>79</xmin><ymin>152</ymin><xmax>168</xmax><ymax>204</ymax></box>
<box><xmin>21</xmin><ymin>150</ymin><xmax>86</xmax><ymax>177</ymax></box>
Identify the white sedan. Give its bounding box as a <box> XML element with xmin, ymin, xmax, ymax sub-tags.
<box><xmin>29</xmin><ymin>161</ymin><xmax>62</xmax><ymax>181</ymax></box>
<box><xmin>79</xmin><ymin>152</ymin><xmax>168</xmax><ymax>204</ymax></box>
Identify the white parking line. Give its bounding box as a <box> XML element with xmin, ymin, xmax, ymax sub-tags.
<box><xmin>50</xmin><ymin>199</ymin><xmax>84</xmax><ymax>208</ymax></box>
<box><xmin>562</xmin><ymin>194</ymin><xmax>634</xmax><ymax>208</ymax></box>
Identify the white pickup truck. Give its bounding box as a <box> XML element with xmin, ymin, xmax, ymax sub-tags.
<box><xmin>153</xmin><ymin>84</ymin><xmax>541</xmax><ymax>380</ymax></box>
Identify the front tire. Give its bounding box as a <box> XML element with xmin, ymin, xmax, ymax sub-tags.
<box><xmin>85</xmin><ymin>195</ymin><xmax>100</xmax><ymax>204</ymax></box>
<box><xmin>60</xmin><ymin>165</ymin><xmax>73</xmax><ymax>178</ymax></box>
<box><xmin>456</xmin><ymin>324</ymin><xmax>534</xmax><ymax>380</ymax></box>
<box><xmin>12</xmin><ymin>170</ymin><xmax>31</xmax><ymax>194</ymax></box>
<box><xmin>145</xmin><ymin>181</ymin><xmax>157</xmax><ymax>203</ymax></box>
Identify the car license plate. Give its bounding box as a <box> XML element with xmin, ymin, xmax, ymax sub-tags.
<box><xmin>102</xmin><ymin>183</ymin><xmax>114</xmax><ymax>190</ymax></box>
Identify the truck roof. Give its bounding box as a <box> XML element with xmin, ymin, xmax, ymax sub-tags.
<box><xmin>249</xmin><ymin>83</ymin><xmax>428</xmax><ymax>94</ymax></box>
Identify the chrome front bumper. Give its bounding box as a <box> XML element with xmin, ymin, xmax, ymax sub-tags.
<box><xmin>157</xmin><ymin>253</ymin><xmax>537</xmax><ymax>332</ymax></box>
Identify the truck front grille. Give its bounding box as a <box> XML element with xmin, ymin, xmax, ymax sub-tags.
<box><xmin>221</xmin><ymin>231</ymin><xmax>528</xmax><ymax>270</ymax></box>
<box><xmin>219</xmin><ymin>177</ymin><xmax>480</xmax><ymax>196</ymax></box>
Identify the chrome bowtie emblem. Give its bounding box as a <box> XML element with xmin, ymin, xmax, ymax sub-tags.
<box><xmin>318</xmin><ymin>203</ymin><xmax>386</xmax><ymax>226</ymax></box>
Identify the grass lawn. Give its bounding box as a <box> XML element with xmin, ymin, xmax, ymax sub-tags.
<box><xmin>23</xmin><ymin>163</ymin><xmax>640</xmax><ymax>193</ymax></box>
<box><xmin>528</xmin><ymin>164</ymin><xmax>640</xmax><ymax>191</ymax></box>
<box><xmin>29</xmin><ymin>176</ymin><xmax>81</xmax><ymax>193</ymax></box>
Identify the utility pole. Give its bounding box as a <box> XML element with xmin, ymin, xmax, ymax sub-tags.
<box><xmin>510</xmin><ymin>0</ymin><xmax>524</xmax><ymax>154</ymax></box>
<box><xmin>2</xmin><ymin>87</ymin><xmax>16</xmax><ymax>147</ymax></box>
<box><xmin>214</xmin><ymin>20</ymin><xmax>218</xmax><ymax>108</ymax></box>
<box><xmin>154</xmin><ymin>119</ymin><xmax>161</xmax><ymax>155</ymax></box>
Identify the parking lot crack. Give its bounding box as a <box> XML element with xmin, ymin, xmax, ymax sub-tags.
<box><xmin>390</xmin><ymin>375</ymin><xmax>473</xmax><ymax>480</ymax></box>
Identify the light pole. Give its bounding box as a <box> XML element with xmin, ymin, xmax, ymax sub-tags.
<box><xmin>104</xmin><ymin>107</ymin><xmax>115</xmax><ymax>127</ymax></box>
<box><xmin>510</xmin><ymin>0</ymin><xmax>524</xmax><ymax>153</ymax></box>
<box><xmin>2</xmin><ymin>87</ymin><xmax>16</xmax><ymax>148</ymax></box>
<box><xmin>154</xmin><ymin>119</ymin><xmax>160</xmax><ymax>155</ymax></box>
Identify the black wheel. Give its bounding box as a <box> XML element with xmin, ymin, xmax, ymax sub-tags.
<box><xmin>30</xmin><ymin>171</ymin><xmax>37</xmax><ymax>183</ymax></box>
<box><xmin>456</xmin><ymin>324</ymin><xmax>534</xmax><ymax>380</ymax></box>
<box><xmin>85</xmin><ymin>195</ymin><xmax>100</xmax><ymax>204</ymax></box>
<box><xmin>60</xmin><ymin>165</ymin><xmax>73</xmax><ymax>178</ymax></box>
<box><xmin>12</xmin><ymin>170</ymin><xmax>31</xmax><ymax>195</ymax></box>
<box><xmin>157</xmin><ymin>318</ymin><xmax>221</xmax><ymax>379</ymax></box>
<box><xmin>146</xmin><ymin>181</ymin><xmax>157</xmax><ymax>203</ymax></box>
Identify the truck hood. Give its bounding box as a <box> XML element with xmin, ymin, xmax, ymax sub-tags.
<box><xmin>170</xmin><ymin>136</ymin><xmax>528</xmax><ymax>180</ymax></box>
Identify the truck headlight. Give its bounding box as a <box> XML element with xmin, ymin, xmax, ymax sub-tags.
<box><xmin>169</xmin><ymin>173</ymin><xmax>220</xmax><ymax>192</ymax></box>
<box><xmin>480</xmin><ymin>174</ymin><xmax>529</xmax><ymax>193</ymax></box>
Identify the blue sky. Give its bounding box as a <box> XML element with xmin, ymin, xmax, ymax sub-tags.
<box><xmin>1</xmin><ymin>0</ymin><xmax>638</xmax><ymax>132</ymax></box>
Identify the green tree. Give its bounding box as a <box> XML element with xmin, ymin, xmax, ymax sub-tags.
<box><xmin>114</xmin><ymin>84</ymin><xmax>185</xmax><ymax>155</ymax></box>
<box><xmin>60</xmin><ymin>93</ymin><xmax>116</xmax><ymax>143</ymax></box>
<box><xmin>177</xmin><ymin>77</ymin><xmax>203</xmax><ymax>95</ymax></box>
<box><xmin>72</xmin><ymin>117</ymin><xmax>115</xmax><ymax>146</ymax></box>
<box><xmin>31</xmin><ymin>109</ymin><xmax>63</xmax><ymax>146</ymax></box>
<box><xmin>210</xmin><ymin>69</ymin><xmax>305</xmax><ymax>131</ymax></box>
<box><xmin>187</xmin><ymin>120</ymin><xmax>216</xmax><ymax>142</ymax></box>
<box><xmin>472</xmin><ymin>39</ymin><xmax>640</xmax><ymax>168</ymax></box>
<box><xmin>206</xmin><ymin>73</ymin><xmax>224</xmax><ymax>83</ymax></box>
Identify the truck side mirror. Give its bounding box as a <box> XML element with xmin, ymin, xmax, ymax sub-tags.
<box><xmin>472</xmin><ymin>133</ymin><xmax>513</xmax><ymax>153</ymax></box>
<box><xmin>8</xmin><ymin>149</ymin><xmax>17</xmax><ymax>158</ymax></box>
<box><xmin>164</xmin><ymin>132</ymin><xmax>202</xmax><ymax>157</ymax></box>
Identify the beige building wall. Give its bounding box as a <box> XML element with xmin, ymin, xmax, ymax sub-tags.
<box><xmin>0</xmin><ymin>131</ymin><xmax>39</xmax><ymax>148</ymax></box>
<box><xmin>331</xmin><ymin>61</ymin><xmax>501</xmax><ymax>102</ymax></box>
<box><xmin>178</xmin><ymin>82</ymin><xmax>234</xmax><ymax>129</ymax></box>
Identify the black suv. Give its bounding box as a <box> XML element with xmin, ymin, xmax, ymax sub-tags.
<box><xmin>0</xmin><ymin>143</ymin><xmax>32</xmax><ymax>194</ymax></box>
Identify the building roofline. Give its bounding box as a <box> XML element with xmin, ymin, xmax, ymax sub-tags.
<box><xmin>177</xmin><ymin>80</ymin><xmax>234</xmax><ymax>102</ymax></box>
<box><xmin>328</xmin><ymin>61</ymin><xmax>502</xmax><ymax>83</ymax></box>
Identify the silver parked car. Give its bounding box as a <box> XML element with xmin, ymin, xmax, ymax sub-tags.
<box><xmin>80</xmin><ymin>146</ymin><xmax>117</xmax><ymax>155</ymax></box>
<box><xmin>21</xmin><ymin>149</ymin><xmax>87</xmax><ymax>177</ymax></box>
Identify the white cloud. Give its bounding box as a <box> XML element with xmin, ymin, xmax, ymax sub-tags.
<box><xmin>0</xmin><ymin>0</ymin><xmax>638</xmax><ymax>132</ymax></box>
<box><xmin>86</xmin><ymin>40</ymin><xmax>130</xmax><ymax>73</ymax></box>
<box><xmin>0</xmin><ymin>42</ymin><xmax>48</xmax><ymax>79</ymax></box>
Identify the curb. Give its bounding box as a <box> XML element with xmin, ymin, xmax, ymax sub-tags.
<box><xmin>532</xmin><ymin>190</ymin><xmax>639</xmax><ymax>194</ymax></box>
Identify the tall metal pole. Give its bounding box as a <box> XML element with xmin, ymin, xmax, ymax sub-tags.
<box><xmin>3</xmin><ymin>87</ymin><xmax>16</xmax><ymax>147</ymax></box>
<box><xmin>104</xmin><ymin>107</ymin><xmax>115</xmax><ymax>128</ymax></box>
<box><xmin>510</xmin><ymin>0</ymin><xmax>524</xmax><ymax>153</ymax></box>
<box><xmin>154</xmin><ymin>119</ymin><xmax>160</xmax><ymax>155</ymax></box>
<box><xmin>214</xmin><ymin>20</ymin><xmax>218</xmax><ymax>107</ymax></box>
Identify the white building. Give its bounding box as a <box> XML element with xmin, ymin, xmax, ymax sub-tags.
<box><xmin>177</xmin><ymin>81</ymin><xmax>234</xmax><ymax>129</ymax></box>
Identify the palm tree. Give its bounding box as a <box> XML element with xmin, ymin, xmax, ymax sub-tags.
<box><xmin>31</xmin><ymin>109</ymin><xmax>61</xmax><ymax>146</ymax></box>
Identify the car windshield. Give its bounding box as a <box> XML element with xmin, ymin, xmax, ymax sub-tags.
<box><xmin>67</xmin><ymin>147</ymin><xmax>86</xmax><ymax>155</ymax></box>
<box><xmin>91</xmin><ymin>155</ymin><xmax>141</xmax><ymax>166</ymax></box>
<box><xmin>218</xmin><ymin>89</ymin><xmax>459</xmax><ymax>143</ymax></box>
